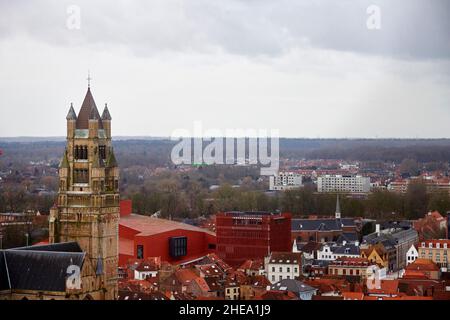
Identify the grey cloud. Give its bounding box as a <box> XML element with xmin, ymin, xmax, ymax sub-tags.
<box><xmin>0</xmin><ymin>0</ymin><xmax>449</xmax><ymax>60</ymax></box>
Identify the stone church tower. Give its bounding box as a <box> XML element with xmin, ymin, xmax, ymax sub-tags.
<box><xmin>49</xmin><ymin>85</ymin><xmax>119</xmax><ymax>300</ymax></box>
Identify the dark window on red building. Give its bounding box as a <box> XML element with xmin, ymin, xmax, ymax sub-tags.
<box><xmin>137</xmin><ymin>245</ymin><xmax>144</xmax><ymax>259</ymax></box>
<box><xmin>170</xmin><ymin>236</ymin><xmax>187</xmax><ymax>258</ymax></box>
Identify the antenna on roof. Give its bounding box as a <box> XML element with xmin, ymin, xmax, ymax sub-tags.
<box><xmin>87</xmin><ymin>70</ymin><xmax>92</xmax><ymax>88</ymax></box>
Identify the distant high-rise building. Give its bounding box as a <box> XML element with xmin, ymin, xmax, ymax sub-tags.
<box><xmin>216</xmin><ymin>211</ymin><xmax>292</xmax><ymax>266</ymax></box>
<box><xmin>317</xmin><ymin>175</ymin><xmax>370</xmax><ymax>193</ymax></box>
<box><xmin>269</xmin><ymin>172</ymin><xmax>303</xmax><ymax>191</ymax></box>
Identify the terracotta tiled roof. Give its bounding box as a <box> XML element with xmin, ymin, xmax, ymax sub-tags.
<box><xmin>329</xmin><ymin>256</ymin><xmax>371</xmax><ymax>267</ymax></box>
<box><xmin>342</xmin><ymin>292</ymin><xmax>364</xmax><ymax>300</ymax></box>
<box><xmin>248</xmin><ymin>275</ymin><xmax>271</xmax><ymax>288</ymax></box>
<box><xmin>193</xmin><ymin>277</ymin><xmax>211</xmax><ymax>293</ymax></box>
<box><xmin>261</xmin><ymin>290</ymin><xmax>298</xmax><ymax>300</ymax></box>
<box><xmin>427</xmin><ymin>211</ymin><xmax>445</xmax><ymax>221</ymax></box>
<box><xmin>304</xmin><ymin>278</ymin><xmax>350</xmax><ymax>294</ymax></box>
<box><xmin>238</xmin><ymin>259</ymin><xmax>264</xmax><ymax>271</ymax></box>
<box><xmin>402</xmin><ymin>270</ymin><xmax>430</xmax><ymax>280</ymax></box>
<box><xmin>175</xmin><ymin>268</ymin><xmax>198</xmax><ymax>284</ymax></box>
<box><xmin>366</xmin><ymin>279</ymin><xmax>399</xmax><ymax>296</ymax></box>
<box><xmin>405</xmin><ymin>259</ymin><xmax>440</xmax><ymax>272</ymax></box>
<box><xmin>135</xmin><ymin>260</ymin><xmax>159</xmax><ymax>272</ymax></box>
<box><xmin>196</xmin><ymin>263</ymin><xmax>223</xmax><ymax>277</ymax></box>
<box><xmin>267</xmin><ymin>252</ymin><xmax>302</xmax><ymax>265</ymax></box>
<box><xmin>226</xmin><ymin>270</ymin><xmax>248</xmax><ymax>285</ymax></box>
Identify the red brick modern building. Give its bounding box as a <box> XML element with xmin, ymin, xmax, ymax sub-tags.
<box><xmin>216</xmin><ymin>211</ymin><xmax>292</xmax><ymax>266</ymax></box>
<box><xmin>118</xmin><ymin>201</ymin><xmax>216</xmax><ymax>266</ymax></box>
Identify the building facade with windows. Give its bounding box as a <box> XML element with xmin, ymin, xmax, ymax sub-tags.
<box><xmin>328</xmin><ymin>257</ymin><xmax>375</xmax><ymax>279</ymax></box>
<box><xmin>417</xmin><ymin>240</ymin><xmax>450</xmax><ymax>269</ymax></box>
<box><xmin>216</xmin><ymin>211</ymin><xmax>292</xmax><ymax>267</ymax></box>
<box><xmin>317</xmin><ymin>175</ymin><xmax>370</xmax><ymax>193</ymax></box>
<box><xmin>265</xmin><ymin>252</ymin><xmax>302</xmax><ymax>284</ymax></box>
<box><xmin>269</xmin><ymin>172</ymin><xmax>303</xmax><ymax>191</ymax></box>
<box><xmin>317</xmin><ymin>243</ymin><xmax>360</xmax><ymax>261</ymax></box>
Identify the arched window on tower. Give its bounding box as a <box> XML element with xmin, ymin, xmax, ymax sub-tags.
<box><xmin>99</xmin><ymin>146</ymin><xmax>106</xmax><ymax>160</ymax></box>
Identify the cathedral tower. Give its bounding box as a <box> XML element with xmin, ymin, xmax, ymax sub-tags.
<box><xmin>49</xmin><ymin>85</ymin><xmax>119</xmax><ymax>300</ymax></box>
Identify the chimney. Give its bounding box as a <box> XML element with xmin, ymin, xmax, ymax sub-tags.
<box><xmin>375</xmin><ymin>224</ymin><xmax>381</xmax><ymax>235</ymax></box>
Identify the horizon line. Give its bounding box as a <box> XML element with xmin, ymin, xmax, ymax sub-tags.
<box><xmin>2</xmin><ymin>136</ymin><xmax>450</xmax><ymax>140</ymax></box>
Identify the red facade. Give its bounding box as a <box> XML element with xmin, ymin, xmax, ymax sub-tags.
<box><xmin>118</xmin><ymin>214</ymin><xmax>216</xmax><ymax>266</ymax></box>
<box><xmin>120</xmin><ymin>199</ymin><xmax>132</xmax><ymax>217</ymax></box>
<box><xmin>216</xmin><ymin>211</ymin><xmax>292</xmax><ymax>266</ymax></box>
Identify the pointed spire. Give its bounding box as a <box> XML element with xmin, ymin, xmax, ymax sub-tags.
<box><xmin>76</xmin><ymin>87</ymin><xmax>103</xmax><ymax>129</ymax></box>
<box><xmin>59</xmin><ymin>149</ymin><xmax>69</xmax><ymax>168</ymax></box>
<box><xmin>101</xmin><ymin>103</ymin><xmax>112</xmax><ymax>120</ymax></box>
<box><xmin>89</xmin><ymin>105</ymin><xmax>98</xmax><ymax>120</ymax></box>
<box><xmin>335</xmin><ymin>194</ymin><xmax>341</xmax><ymax>219</ymax></box>
<box><xmin>66</xmin><ymin>103</ymin><xmax>77</xmax><ymax>120</ymax></box>
<box><xmin>105</xmin><ymin>147</ymin><xmax>118</xmax><ymax>167</ymax></box>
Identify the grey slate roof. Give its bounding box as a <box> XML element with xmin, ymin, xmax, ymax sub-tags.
<box><xmin>329</xmin><ymin>244</ymin><xmax>360</xmax><ymax>255</ymax></box>
<box><xmin>0</xmin><ymin>242</ymin><xmax>85</xmax><ymax>292</ymax></box>
<box><xmin>310</xmin><ymin>259</ymin><xmax>332</xmax><ymax>267</ymax></box>
<box><xmin>336</xmin><ymin>232</ymin><xmax>359</xmax><ymax>244</ymax></box>
<box><xmin>0</xmin><ymin>252</ymin><xmax>10</xmax><ymax>290</ymax></box>
<box><xmin>270</xmin><ymin>279</ymin><xmax>316</xmax><ymax>297</ymax></box>
<box><xmin>66</xmin><ymin>104</ymin><xmax>77</xmax><ymax>120</ymax></box>
<box><xmin>17</xmin><ymin>242</ymin><xmax>83</xmax><ymax>253</ymax></box>
<box><xmin>292</xmin><ymin>218</ymin><xmax>355</xmax><ymax>232</ymax></box>
<box><xmin>101</xmin><ymin>104</ymin><xmax>112</xmax><ymax>120</ymax></box>
<box><xmin>362</xmin><ymin>229</ymin><xmax>418</xmax><ymax>249</ymax></box>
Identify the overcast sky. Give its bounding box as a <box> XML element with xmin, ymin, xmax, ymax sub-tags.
<box><xmin>0</xmin><ymin>0</ymin><xmax>449</xmax><ymax>138</ymax></box>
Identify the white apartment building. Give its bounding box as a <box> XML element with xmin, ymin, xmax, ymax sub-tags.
<box><xmin>317</xmin><ymin>175</ymin><xmax>370</xmax><ymax>193</ymax></box>
<box><xmin>265</xmin><ymin>252</ymin><xmax>302</xmax><ymax>284</ymax></box>
<box><xmin>269</xmin><ymin>172</ymin><xmax>303</xmax><ymax>191</ymax></box>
